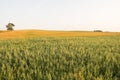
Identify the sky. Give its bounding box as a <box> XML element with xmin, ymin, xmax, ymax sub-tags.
<box><xmin>0</xmin><ymin>0</ymin><xmax>120</xmax><ymax>32</ymax></box>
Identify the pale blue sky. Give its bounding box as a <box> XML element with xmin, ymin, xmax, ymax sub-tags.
<box><xmin>0</xmin><ymin>0</ymin><xmax>120</xmax><ymax>31</ymax></box>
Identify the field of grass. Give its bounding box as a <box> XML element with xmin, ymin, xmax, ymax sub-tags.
<box><xmin>0</xmin><ymin>30</ymin><xmax>120</xmax><ymax>39</ymax></box>
<box><xmin>0</xmin><ymin>30</ymin><xmax>120</xmax><ymax>80</ymax></box>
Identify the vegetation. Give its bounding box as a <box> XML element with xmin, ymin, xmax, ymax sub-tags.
<box><xmin>94</xmin><ymin>30</ymin><xmax>103</xmax><ymax>32</ymax></box>
<box><xmin>0</xmin><ymin>30</ymin><xmax>120</xmax><ymax>39</ymax></box>
<box><xmin>0</xmin><ymin>36</ymin><xmax>120</xmax><ymax>80</ymax></box>
<box><xmin>6</xmin><ymin>23</ymin><xmax>15</xmax><ymax>31</ymax></box>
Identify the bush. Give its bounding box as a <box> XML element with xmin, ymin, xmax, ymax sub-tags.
<box><xmin>94</xmin><ymin>30</ymin><xmax>103</xmax><ymax>32</ymax></box>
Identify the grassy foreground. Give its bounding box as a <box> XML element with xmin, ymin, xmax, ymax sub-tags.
<box><xmin>0</xmin><ymin>30</ymin><xmax>120</xmax><ymax>80</ymax></box>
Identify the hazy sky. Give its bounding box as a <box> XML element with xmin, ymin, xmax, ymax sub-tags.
<box><xmin>0</xmin><ymin>0</ymin><xmax>120</xmax><ymax>31</ymax></box>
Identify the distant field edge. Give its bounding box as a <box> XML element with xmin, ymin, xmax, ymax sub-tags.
<box><xmin>0</xmin><ymin>30</ymin><xmax>120</xmax><ymax>39</ymax></box>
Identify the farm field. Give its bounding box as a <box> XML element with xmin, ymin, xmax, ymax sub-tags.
<box><xmin>0</xmin><ymin>30</ymin><xmax>120</xmax><ymax>80</ymax></box>
<box><xmin>0</xmin><ymin>30</ymin><xmax>120</xmax><ymax>39</ymax></box>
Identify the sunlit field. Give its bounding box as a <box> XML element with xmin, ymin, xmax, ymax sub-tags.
<box><xmin>0</xmin><ymin>30</ymin><xmax>120</xmax><ymax>39</ymax></box>
<box><xmin>0</xmin><ymin>30</ymin><xmax>120</xmax><ymax>80</ymax></box>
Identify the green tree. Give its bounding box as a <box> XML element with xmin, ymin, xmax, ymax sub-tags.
<box><xmin>6</xmin><ymin>23</ymin><xmax>15</xmax><ymax>31</ymax></box>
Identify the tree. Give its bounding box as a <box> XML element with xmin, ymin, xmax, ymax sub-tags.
<box><xmin>6</xmin><ymin>23</ymin><xmax>15</xmax><ymax>31</ymax></box>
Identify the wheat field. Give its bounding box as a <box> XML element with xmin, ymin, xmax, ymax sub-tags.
<box><xmin>0</xmin><ymin>30</ymin><xmax>120</xmax><ymax>39</ymax></box>
<box><xmin>0</xmin><ymin>30</ymin><xmax>120</xmax><ymax>80</ymax></box>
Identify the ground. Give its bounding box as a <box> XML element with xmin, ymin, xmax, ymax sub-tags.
<box><xmin>0</xmin><ymin>30</ymin><xmax>120</xmax><ymax>39</ymax></box>
<box><xmin>0</xmin><ymin>30</ymin><xmax>120</xmax><ymax>80</ymax></box>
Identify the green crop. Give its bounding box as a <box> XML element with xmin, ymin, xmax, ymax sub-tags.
<box><xmin>0</xmin><ymin>36</ymin><xmax>120</xmax><ymax>80</ymax></box>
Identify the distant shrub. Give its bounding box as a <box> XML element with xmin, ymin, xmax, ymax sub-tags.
<box><xmin>94</xmin><ymin>30</ymin><xmax>103</xmax><ymax>32</ymax></box>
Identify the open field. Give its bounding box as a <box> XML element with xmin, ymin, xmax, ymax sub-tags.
<box><xmin>0</xmin><ymin>30</ymin><xmax>120</xmax><ymax>80</ymax></box>
<box><xmin>0</xmin><ymin>30</ymin><xmax>120</xmax><ymax>39</ymax></box>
